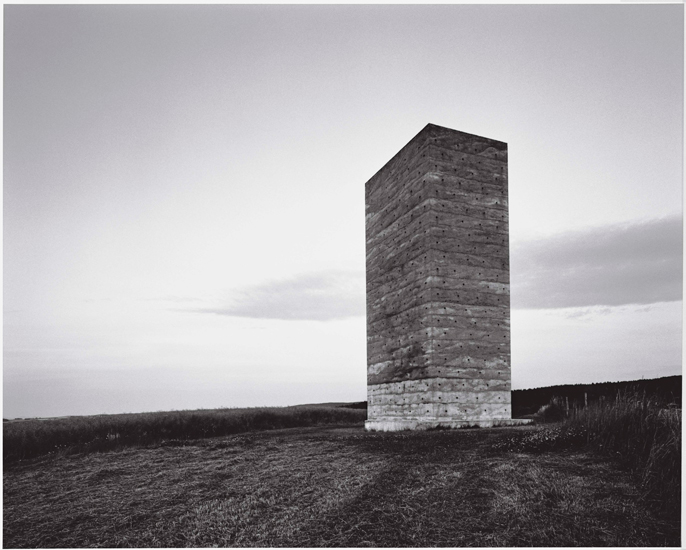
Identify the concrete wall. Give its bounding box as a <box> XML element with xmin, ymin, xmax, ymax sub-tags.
<box><xmin>365</xmin><ymin>123</ymin><xmax>513</xmax><ymax>430</ymax></box>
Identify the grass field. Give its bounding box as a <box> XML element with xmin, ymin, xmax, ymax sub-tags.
<box><xmin>3</xmin><ymin>405</ymin><xmax>367</xmax><ymax>462</ymax></box>
<box><xmin>4</xmin><ymin>421</ymin><xmax>680</xmax><ymax>547</ymax></box>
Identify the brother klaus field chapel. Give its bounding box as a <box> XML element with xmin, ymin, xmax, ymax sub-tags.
<box><xmin>365</xmin><ymin>123</ymin><xmax>529</xmax><ymax>431</ymax></box>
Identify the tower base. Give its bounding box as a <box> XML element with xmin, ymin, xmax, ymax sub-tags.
<box><xmin>365</xmin><ymin>418</ymin><xmax>532</xmax><ymax>432</ymax></box>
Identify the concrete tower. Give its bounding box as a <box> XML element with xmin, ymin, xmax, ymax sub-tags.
<box><xmin>365</xmin><ymin>123</ymin><xmax>526</xmax><ymax>431</ymax></box>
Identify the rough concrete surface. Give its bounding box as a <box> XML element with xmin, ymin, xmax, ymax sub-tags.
<box><xmin>365</xmin><ymin>123</ymin><xmax>524</xmax><ymax>430</ymax></box>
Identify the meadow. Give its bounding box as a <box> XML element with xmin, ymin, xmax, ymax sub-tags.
<box><xmin>3</xmin><ymin>396</ymin><xmax>680</xmax><ymax>547</ymax></box>
<box><xmin>3</xmin><ymin>403</ymin><xmax>366</xmax><ymax>462</ymax></box>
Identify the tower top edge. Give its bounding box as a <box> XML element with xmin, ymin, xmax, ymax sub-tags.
<box><xmin>420</xmin><ymin>123</ymin><xmax>507</xmax><ymax>147</ymax></box>
<box><xmin>364</xmin><ymin>123</ymin><xmax>507</xmax><ymax>188</ymax></box>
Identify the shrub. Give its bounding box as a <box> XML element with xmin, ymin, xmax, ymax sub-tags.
<box><xmin>533</xmin><ymin>397</ymin><xmax>567</xmax><ymax>423</ymax></box>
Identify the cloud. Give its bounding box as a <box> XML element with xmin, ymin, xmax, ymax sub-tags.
<box><xmin>143</xmin><ymin>295</ymin><xmax>202</xmax><ymax>303</ymax></box>
<box><xmin>195</xmin><ymin>270</ymin><xmax>365</xmax><ymax>321</ymax></box>
<box><xmin>511</xmin><ymin>215</ymin><xmax>682</xmax><ymax>309</ymax></box>
<box><xmin>190</xmin><ymin>217</ymin><xmax>680</xmax><ymax>318</ymax></box>
<box><xmin>561</xmin><ymin>306</ymin><xmax>613</xmax><ymax>320</ymax></box>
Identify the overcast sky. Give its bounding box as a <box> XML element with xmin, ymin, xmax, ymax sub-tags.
<box><xmin>4</xmin><ymin>4</ymin><xmax>683</xmax><ymax>419</ymax></box>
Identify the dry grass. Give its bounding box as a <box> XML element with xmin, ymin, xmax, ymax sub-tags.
<box><xmin>3</xmin><ymin>405</ymin><xmax>366</xmax><ymax>462</ymax></box>
<box><xmin>4</xmin><ymin>424</ymin><xmax>680</xmax><ymax>547</ymax></box>
<box><xmin>494</xmin><ymin>393</ymin><xmax>681</xmax><ymax>523</ymax></box>
<box><xmin>564</xmin><ymin>392</ymin><xmax>681</xmax><ymax>516</ymax></box>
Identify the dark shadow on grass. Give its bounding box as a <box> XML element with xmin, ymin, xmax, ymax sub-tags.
<box><xmin>283</xmin><ymin>433</ymin><xmax>500</xmax><ymax>547</ymax></box>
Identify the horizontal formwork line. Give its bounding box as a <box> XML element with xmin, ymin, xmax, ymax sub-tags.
<box><xmin>427</xmin><ymin>139</ymin><xmax>507</xmax><ymax>160</ymax></box>
<box><xmin>428</xmin><ymin>331</ymin><xmax>510</xmax><ymax>340</ymax></box>
<box><xmin>367</xmin><ymin>305</ymin><xmax>509</xmax><ymax>328</ymax></box>
<box><xmin>419</xmin><ymin>183</ymin><xmax>509</xmax><ymax>209</ymax></box>
<box><xmin>426</xmin><ymin>174</ymin><xmax>508</xmax><ymax>194</ymax></box>
<box><xmin>367</xmin><ymin>196</ymin><xmax>508</xmax><ymax>237</ymax></box>
<box><xmin>367</xmin><ymin>378</ymin><xmax>511</xmax><ymax>387</ymax></box>
<box><xmin>428</xmin><ymin>149</ymin><xmax>508</xmax><ymax>173</ymax></box>
<box><xmin>370</xmin><ymin>364</ymin><xmax>511</xmax><ymax>375</ymax></box>
<box><xmin>367</xmin><ymin>264</ymin><xmax>509</xmax><ymax>289</ymax></box>
<box><xmin>368</xmin><ymin>370</ymin><xmax>511</xmax><ymax>384</ymax></box>
<box><xmin>368</xmin><ymin>378</ymin><xmax>510</xmax><ymax>388</ymax></box>
<box><xmin>367</xmin><ymin>300</ymin><xmax>508</xmax><ymax>324</ymax></box>
<box><xmin>367</xmin><ymin>277</ymin><xmax>510</xmax><ymax>304</ymax></box>
<box><xmin>366</xmin><ymin>156</ymin><xmax>507</xmax><ymax>203</ymax></box>
<box><xmin>366</xmin><ymin>206</ymin><xmax>508</xmax><ymax>254</ymax></box>
<box><xmin>420</xmin><ymin>226</ymin><xmax>509</xmax><ymax>244</ymax></box>
<box><xmin>366</xmin><ymin>146</ymin><xmax>507</xmax><ymax>208</ymax></box>
<box><xmin>367</xmin><ymin>335</ymin><xmax>509</xmax><ymax>350</ymax></box>
<box><xmin>424</xmin><ymin>150</ymin><xmax>507</xmax><ymax>176</ymax></box>
<box><xmin>424</xmin><ymin>164</ymin><xmax>507</xmax><ymax>186</ymax></box>
<box><xmin>367</xmin><ymin>187</ymin><xmax>509</xmax><ymax>230</ymax></box>
<box><xmin>367</xmin><ymin>243</ymin><xmax>510</xmax><ymax>272</ymax></box>
<box><xmin>366</xmin><ymin>311</ymin><xmax>509</xmax><ymax>332</ymax></box>
<box><xmin>368</xmin><ymin>190</ymin><xmax>509</xmax><ymax>221</ymax></box>
<box><xmin>425</xmin><ymin>244</ymin><xmax>508</xmax><ymax>260</ymax></box>
<box><xmin>430</xmin><ymin>322</ymin><xmax>510</xmax><ymax>332</ymax></box>
<box><xmin>366</xmin><ymin>282</ymin><xmax>510</xmax><ymax>307</ymax></box>
<box><xmin>365</xmin><ymin>320</ymin><xmax>499</xmax><ymax>339</ymax></box>
<box><xmin>366</xmin><ymin>233</ymin><xmax>510</xmax><ymax>263</ymax></box>
<box><xmin>423</xmin><ymin>251</ymin><xmax>509</xmax><ymax>271</ymax></box>
<box><xmin>423</xmin><ymin>169</ymin><xmax>506</xmax><ymax>191</ymax></box>
<box><xmin>420</xmin><ymin>301</ymin><xmax>510</xmax><ymax>313</ymax></box>
<box><xmin>367</xmin><ymin>298</ymin><xmax>509</xmax><ymax>321</ymax></box>
<box><xmin>420</xmin><ymin>228</ymin><xmax>509</xmax><ymax>245</ymax></box>
<box><xmin>367</xmin><ymin>376</ymin><xmax>510</xmax><ymax>386</ymax></box>
<box><xmin>366</xmin><ymin>244</ymin><xmax>509</xmax><ymax>271</ymax></box>
<box><xmin>369</xmin><ymin>386</ymin><xmax>511</xmax><ymax>393</ymax></box>
<box><xmin>430</xmin><ymin>139</ymin><xmax>508</xmax><ymax>157</ymax></box>
<box><xmin>371</xmin><ymin>178</ymin><xmax>509</xmax><ymax>210</ymax></box>
<box><xmin>367</xmin><ymin>322</ymin><xmax>509</xmax><ymax>337</ymax></box>
<box><xmin>367</xmin><ymin>355</ymin><xmax>509</xmax><ymax>367</ymax></box>
<box><xmin>368</xmin><ymin>347</ymin><xmax>509</xmax><ymax>359</ymax></box>
<box><xmin>420</xmin><ymin>274</ymin><xmax>509</xmax><ymax>289</ymax></box>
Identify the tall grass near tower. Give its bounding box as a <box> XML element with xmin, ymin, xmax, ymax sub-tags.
<box><xmin>564</xmin><ymin>392</ymin><xmax>681</xmax><ymax>516</ymax></box>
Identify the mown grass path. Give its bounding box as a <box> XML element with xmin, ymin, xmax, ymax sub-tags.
<box><xmin>4</xmin><ymin>424</ymin><xmax>679</xmax><ymax>547</ymax></box>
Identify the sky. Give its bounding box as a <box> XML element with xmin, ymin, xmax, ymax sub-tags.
<box><xmin>3</xmin><ymin>4</ymin><xmax>683</xmax><ymax>419</ymax></box>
